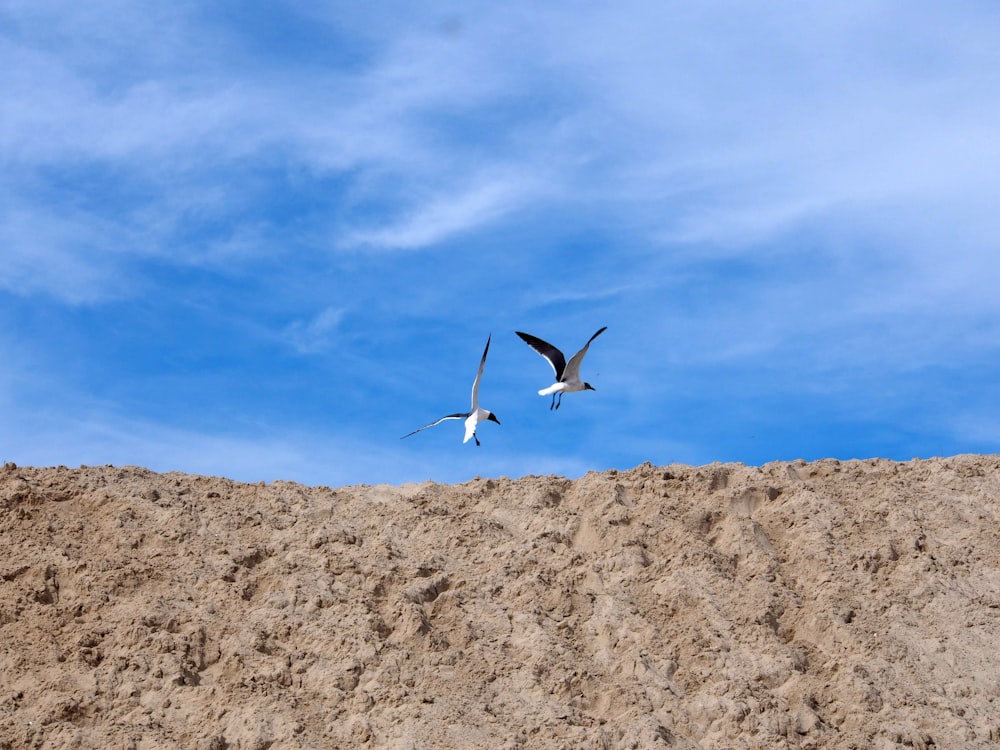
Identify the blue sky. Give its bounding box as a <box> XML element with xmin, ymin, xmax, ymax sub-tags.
<box><xmin>3</xmin><ymin>1</ymin><xmax>999</xmax><ymax>486</ymax></box>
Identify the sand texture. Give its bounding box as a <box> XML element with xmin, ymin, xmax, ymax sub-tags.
<box><xmin>1</xmin><ymin>456</ymin><xmax>999</xmax><ymax>749</ymax></box>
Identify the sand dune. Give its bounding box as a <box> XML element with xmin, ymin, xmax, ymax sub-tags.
<box><xmin>1</xmin><ymin>456</ymin><xmax>998</xmax><ymax>749</ymax></box>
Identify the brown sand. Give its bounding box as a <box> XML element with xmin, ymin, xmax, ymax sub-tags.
<box><xmin>1</xmin><ymin>456</ymin><xmax>998</xmax><ymax>749</ymax></box>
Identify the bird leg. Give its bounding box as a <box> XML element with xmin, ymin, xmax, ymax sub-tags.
<box><xmin>550</xmin><ymin>393</ymin><xmax>557</xmax><ymax>410</ymax></box>
<box><xmin>555</xmin><ymin>392</ymin><xmax>563</xmax><ymax>410</ymax></box>
<box><xmin>474</xmin><ymin>434</ymin><xmax>481</xmax><ymax>446</ymax></box>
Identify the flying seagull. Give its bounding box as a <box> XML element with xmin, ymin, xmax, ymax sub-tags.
<box><xmin>400</xmin><ymin>334</ymin><xmax>500</xmax><ymax>446</ymax></box>
<box><xmin>516</xmin><ymin>326</ymin><xmax>607</xmax><ymax>410</ymax></box>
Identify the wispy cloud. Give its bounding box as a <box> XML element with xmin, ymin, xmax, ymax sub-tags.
<box><xmin>0</xmin><ymin>201</ymin><xmax>135</xmax><ymax>303</ymax></box>
<box><xmin>342</xmin><ymin>169</ymin><xmax>546</xmax><ymax>250</ymax></box>
<box><xmin>282</xmin><ymin>307</ymin><xmax>346</xmax><ymax>354</ymax></box>
<box><xmin>6</xmin><ymin>2</ymin><xmax>1000</xmax><ymax>247</ymax></box>
<box><xmin>0</xmin><ymin>407</ymin><xmax>389</xmax><ymax>486</ymax></box>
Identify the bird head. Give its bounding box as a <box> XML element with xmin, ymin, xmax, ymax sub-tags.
<box><xmin>584</xmin><ymin>383</ymin><xmax>596</xmax><ymax>391</ymax></box>
<box><xmin>487</xmin><ymin>412</ymin><xmax>501</xmax><ymax>425</ymax></box>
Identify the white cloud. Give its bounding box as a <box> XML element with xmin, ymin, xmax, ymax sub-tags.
<box><xmin>282</xmin><ymin>307</ymin><xmax>346</xmax><ymax>354</ymax></box>
<box><xmin>0</xmin><ymin>411</ymin><xmax>377</xmax><ymax>486</ymax></box>
<box><xmin>0</xmin><ymin>201</ymin><xmax>136</xmax><ymax>303</ymax></box>
<box><xmin>342</xmin><ymin>169</ymin><xmax>545</xmax><ymax>250</ymax></box>
<box><xmin>4</xmin><ymin>0</ymin><xmax>998</xmax><ymax>328</ymax></box>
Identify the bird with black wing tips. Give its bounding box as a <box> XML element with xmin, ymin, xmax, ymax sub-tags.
<box><xmin>401</xmin><ymin>335</ymin><xmax>500</xmax><ymax>445</ymax></box>
<box><xmin>515</xmin><ymin>326</ymin><xmax>607</xmax><ymax>410</ymax></box>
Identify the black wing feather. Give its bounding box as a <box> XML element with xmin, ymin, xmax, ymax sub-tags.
<box><xmin>516</xmin><ymin>331</ymin><xmax>566</xmax><ymax>381</ymax></box>
<box><xmin>400</xmin><ymin>413</ymin><xmax>466</xmax><ymax>439</ymax></box>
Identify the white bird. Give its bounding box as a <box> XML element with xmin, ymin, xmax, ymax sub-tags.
<box><xmin>516</xmin><ymin>326</ymin><xmax>607</xmax><ymax>410</ymax></box>
<box><xmin>400</xmin><ymin>334</ymin><xmax>501</xmax><ymax>446</ymax></box>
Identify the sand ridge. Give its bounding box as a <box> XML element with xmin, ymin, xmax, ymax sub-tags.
<box><xmin>1</xmin><ymin>456</ymin><xmax>999</xmax><ymax>748</ymax></box>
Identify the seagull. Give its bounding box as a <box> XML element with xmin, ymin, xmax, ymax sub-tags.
<box><xmin>516</xmin><ymin>326</ymin><xmax>607</xmax><ymax>410</ymax></box>
<box><xmin>400</xmin><ymin>334</ymin><xmax>500</xmax><ymax>446</ymax></box>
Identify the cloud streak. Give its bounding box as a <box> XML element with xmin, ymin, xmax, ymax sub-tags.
<box><xmin>282</xmin><ymin>307</ymin><xmax>347</xmax><ymax>354</ymax></box>
<box><xmin>7</xmin><ymin>2</ymin><xmax>998</xmax><ymax>270</ymax></box>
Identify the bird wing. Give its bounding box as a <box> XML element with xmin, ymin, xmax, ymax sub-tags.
<box><xmin>563</xmin><ymin>326</ymin><xmax>607</xmax><ymax>381</ymax></box>
<box><xmin>471</xmin><ymin>334</ymin><xmax>491</xmax><ymax>411</ymax></box>
<box><xmin>516</xmin><ymin>331</ymin><xmax>566</xmax><ymax>381</ymax></box>
<box><xmin>400</xmin><ymin>413</ymin><xmax>466</xmax><ymax>440</ymax></box>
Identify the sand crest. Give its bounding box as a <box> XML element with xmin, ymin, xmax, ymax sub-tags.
<box><xmin>1</xmin><ymin>456</ymin><xmax>999</xmax><ymax>748</ymax></box>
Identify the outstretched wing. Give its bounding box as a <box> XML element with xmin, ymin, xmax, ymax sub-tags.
<box><xmin>563</xmin><ymin>326</ymin><xmax>607</xmax><ymax>381</ymax></box>
<box><xmin>471</xmin><ymin>334</ymin><xmax>491</xmax><ymax>410</ymax></box>
<box><xmin>516</xmin><ymin>331</ymin><xmax>566</xmax><ymax>381</ymax></box>
<box><xmin>400</xmin><ymin>413</ymin><xmax>465</xmax><ymax>440</ymax></box>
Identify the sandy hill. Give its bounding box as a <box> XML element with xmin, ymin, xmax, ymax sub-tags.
<box><xmin>1</xmin><ymin>456</ymin><xmax>999</xmax><ymax>749</ymax></box>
